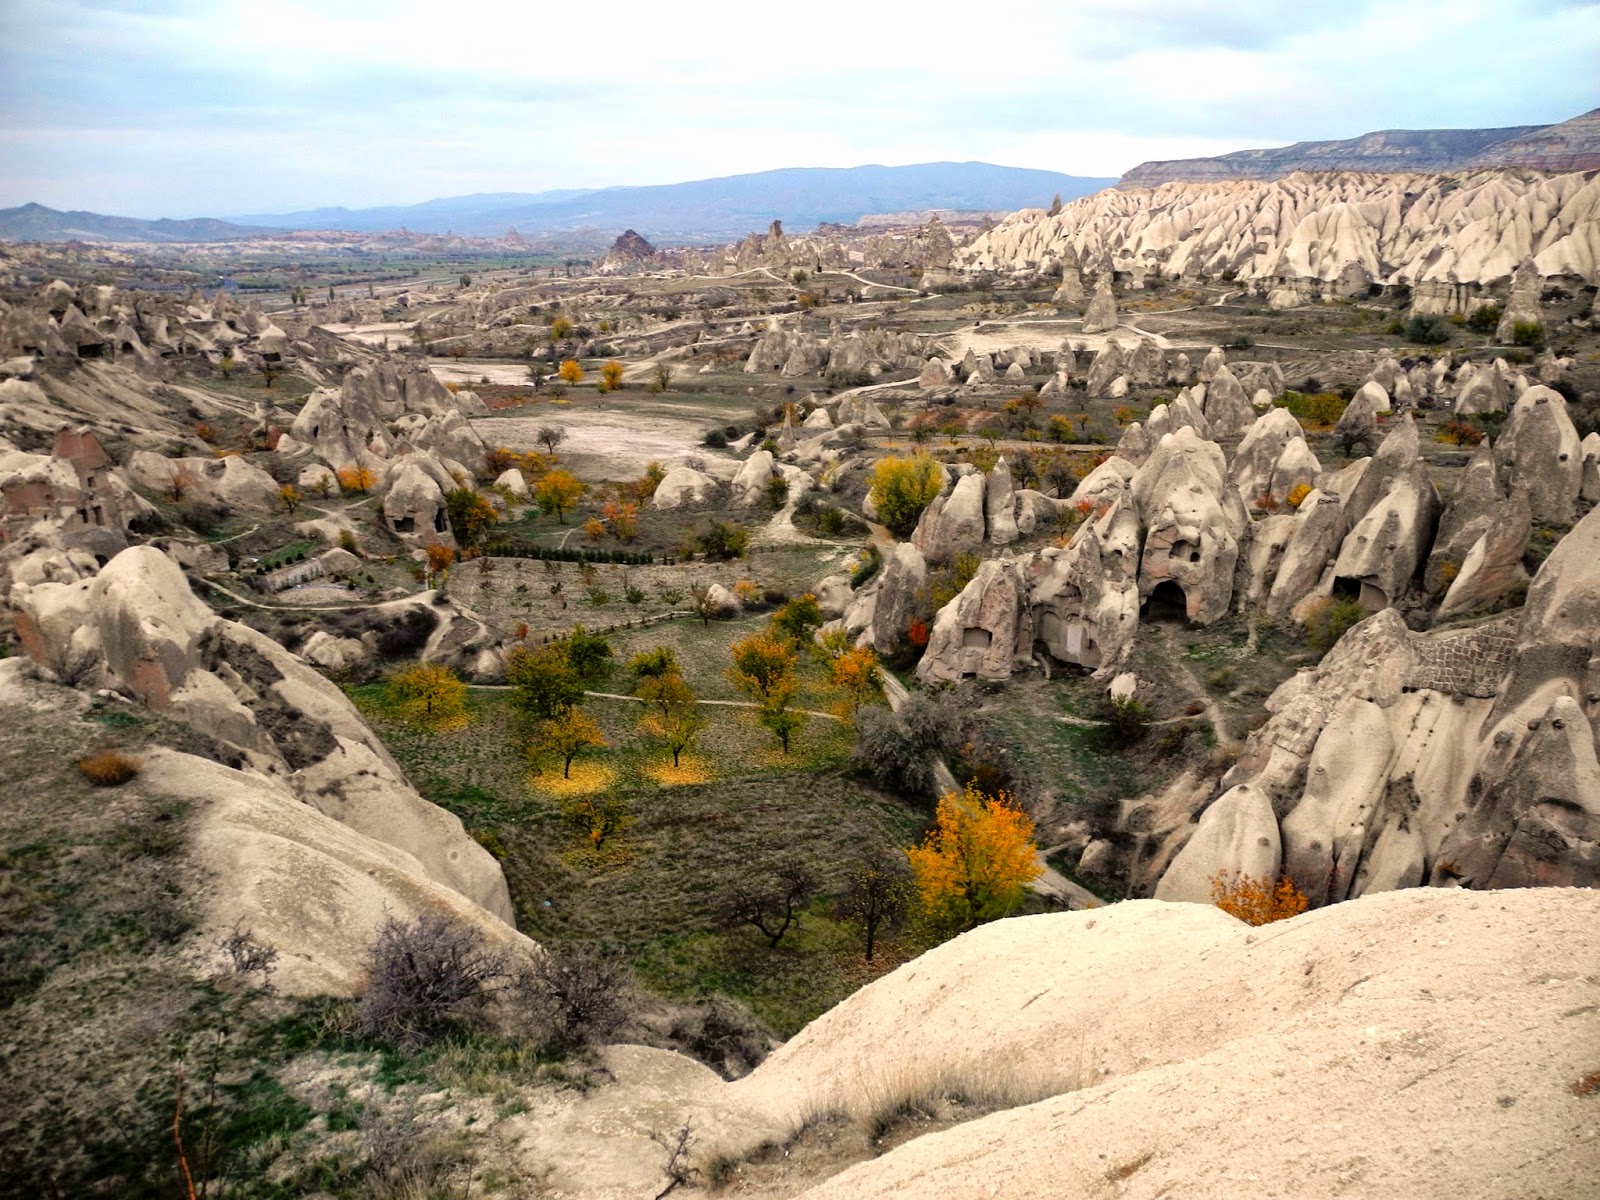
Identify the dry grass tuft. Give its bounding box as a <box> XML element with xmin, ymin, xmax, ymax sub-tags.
<box><xmin>644</xmin><ymin>754</ymin><xmax>715</xmax><ymax>786</ymax></box>
<box><xmin>76</xmin><ymin>749</ymin><xmax>144</xmax><ymax>787</ymax></box>
<box><xmin>529</xmin><ymin>762</ymin><xmax>616</xmax><ymax>797</ymax></box>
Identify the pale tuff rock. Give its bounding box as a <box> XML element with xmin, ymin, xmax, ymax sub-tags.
<box><xmin>381</xmin><ymin>459</ymin><xmax>453</xmax><ymax>545</ymax></box>
<box><xmin>912</xmin><ymin>471</ymin><xmax>986</xmax><ymax>563</ymax></box>
<box><xmin>1112</xmin><ymin>420</ymin><xmax>1152</xmax><ymax>467</ymax></box>
<box><xmin>1265</xmin><ymin>488</ymin><xmax>1344</xmax><ymax>618</ymax></box>
<box><xmin>957</xmin><ymin>169</ymin><xmax>1600</xmax><ymax>300</ymax></box>
<box><xmin>127</xmin><ymin>451</ymin><xmax>281</xmax><ymax>512</ymax></box>
<box><xmin>1154</xmin><ymin>783</ymin><xmax>1281</xmax><ymax>904</ymax></box>
<box><xmin>1492</xmin><ymin>384</ymin><xmax>1583</xmax><ymax>525</ymax></box>
<box><xmin>7</xmin><ymin>548</ymin><xmax>513</xmax><ymax>922</ymax></box>
<box><xmin>494</xmin><ymin>467</ymin><xmax>530</xmax><ymax>499</ymax></box>
<box><xmin>730</xmin><ymin>449</ymin><xmax>776</xmax><ymax>507</ymax></box>
<box><xmin>1080</xmin><ymin>274</ymin><xmax>1119</xmax><ymax>333</ymax></box>
<box><xmin>1131</xmin><ymin>427</ymin><xmax>1247</xmax><ymax>624</ymax></box>
<box><xmin>1425</xmin><ymin>439</ymin><xmax>1512</xmax><ymax>594</ymax></box>
<box><xmin>985</xmin><ymin>456</ymin><xmax>1019</xmax><ymax>545</ymax></box>
<box><xmin>1495</xmin><ymin>258</ymin><xmax>1545</xmax><ymax>341</ymax></box>
<box><xmin>1050</xmin><ymin>266</ymin><xmax>1084</xmax><ymax>307</ymax></box>
<box><xmin>918</xmin><ymin>357</ymin><xmax>954</xmax><ymax>389</ymax></box>
<box><xmin>1582</xmin><ymin>431</ymin><xmax>1600</xmax><ymax>502</ymax></box>
<box><xmin>862</xmin><ymin>542</ymin><xmax>928</xmax><ymax>652</ymax></box>
<box><xmin>1352</xmin><ymin>379</ymin><xmax>1392</xmax><ymax>414</ymax></box>
<box><xmin>1453</xmin><ymin>361</ymin><xmax>1510</xmax><ymax>415</ymax></box>
<box><xmin>1329</xmin><ymin>428</ymin><xmax>1440</xmax><ymax>611</ymax></box>
<box><xmin>1166</xmin><ymin>389</ymin><xmax>1214</xmax><ymax>440</ymax></box>
<box><xmin>1069</xmin><ymin>455</ymin><xmax>1137</xmax><ymax>508</ymax></box>
<box><xmin>1436</xmin><ymin>492</ymin><xmax>1532</xmax><ymax>619</ymax></box>
<box><xmin>1084</xmin><ymin>338</ymin><xmax>1126</xmax><ymax>397</ymax></box>
<box><xmin>915</xmin><ymin>557</ymin><xmax>1031</xmax><ymax>684</ymax></box>
<box><xmin>1026</xmin><ymin>497</ymin><xmax>1142</xmax><ymax>673</ymax></box>
<box><xmin>651</xmin><ymin>466</ymin><xmax>720</xmax><ymax>509</ymax></box>
<box><xmin>801</xmin><ymin>404</ymin><xmax>834</xmax><ymax>430</ymax></box>
<box><xmin>834</xmin><ymin>393</ymin><xmax>890</xmax><ymax>428</ymax></box>
<box><xmin>1199</xmin><ymin>365</ymin><xmax>1254</xmax><ymax>436</ymax></box>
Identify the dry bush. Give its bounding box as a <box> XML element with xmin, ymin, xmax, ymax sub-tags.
<box><xmin>523</xmin><ymin>944</ymin><xmax>633</xmax><ymax>1052</ymax></box>
<box><xmin>76</xmin><ymin>749</ymin><xmax>143</xmax><ymax>787</ymax></box>
<box><xmin>357</xmin><ymin>913</ymin><xmax>516</xmax><ymax>1049</ymax></box>
<box><xmin>1209</xmin><ymin>871</ymin><xmax>1309</xmax><ymax>926</ymax></box>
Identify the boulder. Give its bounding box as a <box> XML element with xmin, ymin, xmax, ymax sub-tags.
<box><xmin>919</xmin><ymin>357</ymin><xmax>954</xmax><ymax>389</ymax></box>
<box><xmin>731</xmin><ymin>450</ymin><xmax>776</xmax><ymax>507</ymax></box>
<box><xmin>652</xmin><ymin>466</ymin><xmax>719</xmax><ymax>509</ymax></box>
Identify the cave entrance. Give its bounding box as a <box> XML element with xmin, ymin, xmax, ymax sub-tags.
<box><xmin>1332</xmin><ymin>575</ymin><xmax>1388</xmax><ymax>612</ymax></box>
<box><xmin>1141</xmin><ymin>580</ymin><xmax>1188</xmax><ymax>623</ymax></box>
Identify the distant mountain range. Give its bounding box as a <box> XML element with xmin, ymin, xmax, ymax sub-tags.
<box><xmin>1118</xmin><ymin>108</ymin><xmax>1600</xmax><ymax>187</ymax></box>
<box><xmin>0</xmin><ymin>202</ymin><xmax>276</xmax><ymax>243</ymax></box>
<box><xmin>227</xmin><ymin>163</ymin><xmax>1114</xmax><ymax>241</ymax></box>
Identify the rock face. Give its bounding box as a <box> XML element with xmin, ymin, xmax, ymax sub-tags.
<box><xmin>915</xmin><ymin>558</ymin><xmax>1030</xmax><ymax>684</ymax></box>
<box><xmin>912</xmin><ymin>472</ymin><xmax>986</xmax><ymax>563</ymax></box>
<box><xmin>1132</xmin><ymin>427</ymin><xmax>1246</xmax><ymax>624</ymax></box>
<box><xmin>1492</xmin><ymin>384</ymin><xmax>1582</xmax><ymax>525</ymax></box>
<box><xmin>739</xmin><ymin>888</ymin><xmax>1599</xmax><ymax>1200</ymax></box>
<box><xmin>652</xmin><ymin>466</ymin><xmax>719</xmax><ymax>509</ymax></box>
<box><xmin>9</xmin><ymin>546</ymin><xmax>515</xmax><ymax>924</ymax></box>
<box><xmin>957</xmin><ymin>169</ymin><xmax>1600</xmax><ymax>302</ymax></box>
<box><xmin>730</xmin><ymin>450</ymin><xmax>776</xmax><ymax>507</ymax></box>
<box><xmin>1080</xmin><ymin>274</ymin><xmax>1119</xmax><ymax>333</ymax></box>
<box><xmin>1154</xmin><ymin>783</ymin><xmax>1281</xmax><ymax>903</ymax></box>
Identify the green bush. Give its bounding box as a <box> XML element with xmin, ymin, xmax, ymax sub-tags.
<box><xmin>1402</xmin><ymin>316</ymin><xmax>1451</xmax><ymax>346</ymax></box>
<box><xmin>696</xmin><ymin>519</ymin><xmax>749</xmax><ymax>561</ymax></box>
<box><xmin>1466</xmin><ymin>303</ymin><xmax>1500</xmax><ymax>334</ymax></box>
<box><xmin>1511</xmin><ymin>321</ymin><xmax>1546</xmax><ymax>350</ymax></box>
<box><xmin>1305</xmin><ymin>596</ymin><xmax>1368</xmax><ymax>655</ymax></box>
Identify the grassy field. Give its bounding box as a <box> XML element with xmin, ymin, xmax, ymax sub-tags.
<box><xmin>351</xmin><ymin>638</ymin><xmax>932</xmax><ymax>1036</ymax></box>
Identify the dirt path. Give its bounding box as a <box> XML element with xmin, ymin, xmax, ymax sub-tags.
<box><xmin>468</xmin><ymin>685</ymin><xmax>844</xmax><ymax>722</ymax></box>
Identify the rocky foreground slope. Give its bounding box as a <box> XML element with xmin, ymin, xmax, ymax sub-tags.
<box><xmin>694</xmin><ymin>887</ymin><xmax>1599</xmax><ymax>1199</ymax></box>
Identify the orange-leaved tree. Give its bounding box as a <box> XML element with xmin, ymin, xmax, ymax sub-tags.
<box><xmin>600</xmin><ymin>361</ymin><xmax>625</xmax><ymax>390</ymax></box>
<box><xmin>558</xmin><ymin>359</ymin><xmax>585</xmax><ymax>384</ymax></box>
<box><xmin>1209</xmin><ymin>871</ymin><xmax>1308</xmax><ymax>926</ymax></box>
<box><xmin>337</xmin><ymin>465</ymin><xmax>375</xmax><ymax>494</ymax></box>
<box><xmin>829</xmin><ymin>645</ymin><xmax>884</xmax><ymax>722</ymax></box>
<box><xmin>907</xmin><ymin>783</ymin><xmax>1041</xmax><ymax>934</ymax></box>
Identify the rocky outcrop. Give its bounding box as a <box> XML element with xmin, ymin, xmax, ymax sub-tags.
<box><xmin>1080</xmin><ymin>275</ymin><xmax>1118</xmax><ymax>334</ymax></box>
<box><xmin>958</xmin><ymin>169</ymin><xmax>1600</xmax><ymax>301</ymax></box>
<box><xmin>1154</xmin><ymin>783</ymin><xmax>1280</xmax><ymax>903</ymax></box>
<box><xmin>8</xmin><ymin>546</ymin><xmax>515</xmax><ymax>923</ymax></box>
<box><xmin>1492</xmin><ymin>384</ymin><xmax>1582</xmax><ymax>525</ymax></box>
<box><xmin>652</xmin><ymin>466</ymin><xmax>720</xmax><ymax>509</ymax></box>
<box><xmin>915</xmin><ymin>558</ymin><xmax>1030</xmax><ymax>684</ymax></box>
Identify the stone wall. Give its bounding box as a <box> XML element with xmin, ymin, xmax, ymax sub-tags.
<box><xmin>1403</xmin><ymin>616</ymin><xmax>1519</xmax><ymax>698</ymax></box>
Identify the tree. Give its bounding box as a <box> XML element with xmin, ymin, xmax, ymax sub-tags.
<box><xmin>649</xmin><ymin>361</ymin><xmax>674</xmax><ymax>393</ymax></box>
<box><xmin>839</xmin><ymin>848</ymin><xmax>913</xmax><ymax>962</ymax></box>
<box><xmin>551</xmin><ymin>315</ymin><xmax>574</xmax><ymax>340</ymax></box>
<box><xmin>600</xmin><ymin>361</ymin><xmax>625</xmax><ymax>390</ymax></box>
<box><xmin>869</xmin><ymin>453</ymin><xmax>944</xmax><ymax>539</ymax></box>
<box><xmin>459</xmin><ymin>272</ymin><xmax>472</xmax><ymax>289</ymax></box>
<box><xmin>558</xmin><ymin>359</ymin><xmax>585</xmax><ymax>384</ymax></box>
<box><xmin>1210</xmin><ymin>871</ymin><xmax>1308</xmax><ymax>926</ymax></box>
<box><xmin>444</xmin><ymin>487</ymin><xmax>498</xmax><ymax>553</ymax></box>
<box><xmin>601</xmin><ymin>499</ymin><xmax>638</xmax><ymax>542</ymax></box>
<box><xmin>337</xmin><ymin>466</ymin><xmax>375</xmax><ymax>494</ymax></box>
<box><xmin>556</xmin><ymin>624</ymin><xmax>613</xmax><ymax>686</ymax></box>
<box><xmin>390</xmin><ymin>663</ymin><xmax>468</xmax><ymax>729</ymax></box>
<box><xmin>506</xmin><ymin>643</ymin><xmax>584</xmax><ymax>721</ymax></box>
<box><xmin>424</xmin><ymin>543</ymin><xmax>456</xmax><ymax>582</ymax></box>
<box><xmin>629</xmin><ymin>645</ymin><xmax>680</xmax><ymax>680</ymax></box>
<box><xmin>758</xmin><ymin>704</ymin><xmax>806</xmax><ymax>755</ymax></box>
<box><xmin>277</xmin><ymin>483</ymin><xmax>301</xmax><ymax>514</ymax></box>
<box><xmin>907</xmin><ymin>783</ymin><xmax>1041</xmax><ymax>934</ymax></box>
<box><xmin>717</xmin><ymin>858</ymin><xmax>817</xmax><ymax>949</ymax></box>
<box><xmin>638</xmin><ymin>671</ymin><xmax>707</xmax><ymax>768</ymax></box>
<box><xmin>696</xmin><ymin>519</ymin><xmax>749</xmax><ymax>561</ymax></box>
<box><xmin>535</xmin><ymin>469</ymin><xmax>585</xmax><ymax>523</ymax></box>
<box><xmin>260</xmin><ymin>361</ymin><xmax>282</xmax><ymax>389</ymax></box>
<box><xmin>829</xmin><ymin>645</ymin><xmax>884</xmax><ymax>721</ymax></box>
<box><xmin>533</xmin><ymin>707</ymin><xmax>607</xmax><ymax>779</ymax></box>
<box><xmin>689</xmin><ymin>582</ymin><xmax>720</xmax><ymax>626</ymax></box>
<box><xmin>537</xmin><ymin>425</ymin><xmax>566</xmax><ymax>456</ymax></box>
<box><xmin>728</xmin><ymin>631</ymin><xmax>797</xmax><ymax>706</ymax></box>
<box><xmin>770</xmin><ymin>593</ymin><xmax>823</xmax><ymax>645</ymax></box>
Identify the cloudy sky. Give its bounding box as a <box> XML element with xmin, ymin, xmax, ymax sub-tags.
<box><xmin>1</xmin><ymin>0</ymin><xmax>1594</xmax><ymax>218</ymax></box>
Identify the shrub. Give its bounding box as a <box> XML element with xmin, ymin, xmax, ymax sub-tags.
<box><xmin>869</xmin><ymin>453</ymin><xmax>944</xmax><ymax>538</ymax></box>
<box><xmin>703</xmin><ymin>428</ymin><xmax>729</xmax><ymax>449</ymax></box>
<box><xmin>764</xmin><ymin>474</ymin><xmax>790</xmax><ymax>509</ymax></box>
<box><xmin>1511</xmin><ymin>320</ymin><xmax>1546</xmax><ymax>350</ymax></box>
<box><xmin>1466</xmin><ymin>304</ymin><xmax>1500</xmax><ymax>334</ymax></box>
<box><xmin>696</xmin><ymin>519</ymin><xmax>749</xmax><ymax>561</ymax></box>
<box><xmin>668</xmin><ymin>997</ymin><xmax>770</xmax><ymax>1079</ymax></box>
<box><xmin>357</xmin><ymin>913</ymin><xmax>515</xmax><ymax>1049</ymax></box>
<box><xmin>1093</xmin><ymin>695</ymin><xmax>1150</xmax><ymax>747</ymax></box>
<box><xmin>76</xmin><ymin>749</ymin><xmax>143</xmax><ymax>786</ymax></box>
<box><xmin>1402</xmin><ymin>316</ymin><xmax>1451</xmax><ymax>345</ymax></box>
<box><xmin>1210</xmin><ymin>871</ymin><xmax>1308</xmax><ymax>926</ymax></box>
<box><xmin>1304</xmin><ymin>595</ymin><xmax>1368</xmax><ymax>655</ymax></box>
<box><xmin>444</xmin><ymin>488</ymin><xmax>498</xmax><ymax>552</ymax></box>
<box><xmin>815</xmin><ymin>507</ymin><xmax>848</xmax><ymax>536</ymax></box>
<box><xmin>1286</xmin><ymin>482</ymin><xmax>1313</xmax><ymax>509</ymax></box>
<box><xmin>849</xmin><ymin>545</ymin><xmax>882</xmax><ymax>589</ymax></box>
<box><xmin>523</xmin><ymin>944</ymin><xmax>633</xmax><ymax>1052</ymax></box>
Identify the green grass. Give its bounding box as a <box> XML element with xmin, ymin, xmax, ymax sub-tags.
<box><xmin>351</xmin><ymin>667</ymin><xmax>926</xmax><ymax>1035</ymax></box>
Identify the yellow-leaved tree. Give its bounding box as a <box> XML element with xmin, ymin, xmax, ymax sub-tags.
<box><xmin>390</xmin><ymin>663</ymin><xmax>468</xmax><ymax>730</ymax></box>
<box><xmin>558</xmin><ymin>359</ymin><xmax>585</xmax><ymax>384</ymax></box>
<box><xmin>907</xmin><ymin>783</ymin><xmax>1041</xmax><ymax>933</ymax></box>
<box><xmin>869</xmin><ymin>452</ymin><xmax>944</xmax><ymax>539</ymax></box>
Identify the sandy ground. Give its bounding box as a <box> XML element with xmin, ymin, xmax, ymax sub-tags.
<box><xmin>317</xmin><ymin>321</ymin><xmax>418</xmax><ymax>349</ymax></box>
<box><xmin>936</xmin><ymin>318</ymin><xmax>1178</xmax><ymax>359</ymax></box>
<box><xmin>475</xmin><ymin>408</ymin><xmax>726</xmax><ymax>478</ymax></box>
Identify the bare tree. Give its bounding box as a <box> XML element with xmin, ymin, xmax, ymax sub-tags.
<box><xmin>717</xmin><ymin>858</ymin><xmax>817</xmax><ymax>949</ymax></box>
<box><xmin>838</xmin><ymin>848</ymin><xmax>912</xmax><ymax>962</ymax></box>
<box><xmin>537</xmin><ymin>425</ymin><xmax>567</xmax><ymax>456</ymax></box>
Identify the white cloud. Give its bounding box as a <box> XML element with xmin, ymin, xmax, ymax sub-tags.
<box><xmin>0</xmin><ymin>0</ymin><xmax>1593</xmax><ymax>215</ymax></box>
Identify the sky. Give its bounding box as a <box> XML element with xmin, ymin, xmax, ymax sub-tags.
<box><xmin>0</xmin><ymin>0</ymin><xmax>1595</xmax><ymax>219</ymax></box>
